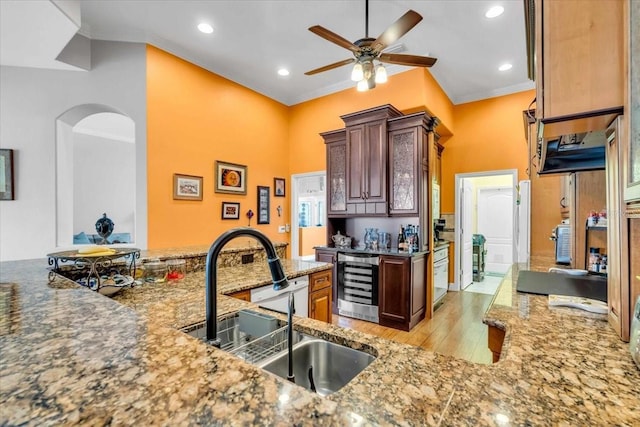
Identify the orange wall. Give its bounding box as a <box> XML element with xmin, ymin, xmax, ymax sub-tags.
<box><xmin>288</xmin><ymin>68</ymin><xmax>455</xmax><ymax>176</ymax></box>
<box><xmin>146</xmin><ymin>44</ymin><xmax>537</xmax><ymax>256</ymax></box>
<box><xmin>146</xmin><ymin>46</ymin><xmax>291</xmax><ymax>249</ymax></box>
<box><xmin>440</xmin><ymin>90</ymin><xmax>535</xmax><ymax>212</ymax></box>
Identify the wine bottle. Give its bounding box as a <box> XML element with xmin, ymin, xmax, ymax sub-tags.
<box><xmin>398</xmin><ymin>225</ymin><xmax>405</xmax><ymax>251</ymax></box>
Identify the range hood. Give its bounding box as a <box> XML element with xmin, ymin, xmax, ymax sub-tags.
<box><xmin>537</xmin><ymin>107</ymin><xmax>623</xmax><ymax>175</ymax></box>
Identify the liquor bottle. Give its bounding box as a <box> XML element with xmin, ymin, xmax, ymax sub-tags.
<box><xmin>398</xmin><ymin>225</ymin><xmax>405</xmax><ymax>251</ymax></box>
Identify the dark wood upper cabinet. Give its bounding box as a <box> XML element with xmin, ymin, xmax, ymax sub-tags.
<box><xmin>342</xmin><ymin>105</ymin><xmax>402</xmax><ymax>216</ymax></box>
<box><xmin>321</xmin><ymin>129</ymin><xmax>347</xmax><ymax>217</ymax></box>
<box><xmin>321</xmin><ymin>105</ymin><xmax>440</xmax><ymax>220</ymax></box>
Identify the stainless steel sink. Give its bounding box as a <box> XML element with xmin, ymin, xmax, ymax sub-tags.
<box><xmin>258</xmin><ymin>337</ymin><xmax>376</xmax><ymax>396</ymax></box>
<box><xmin>181</xmin><ymin>310</ymin><xmax>376</xmax><ymax>395</ymax></box>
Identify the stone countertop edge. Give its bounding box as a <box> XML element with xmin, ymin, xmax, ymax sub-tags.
<box><xmin>1</xmin><ymin>258</ymin><xmax>639</xmax><ymax>426</ymax></box>
<box><xmin>314</xmin><ymin>245</ymin><xmax>429</xmax><ymax>257</ymax></box>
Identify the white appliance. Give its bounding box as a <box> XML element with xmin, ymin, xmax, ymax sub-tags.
<box><xmin>250</xmin><ymin>275</ymin><xmax>309</xmax><ymax>318</ymax></box>
<box><xmin>516</xmin><ymin>180</ymin><xmax>531</xmax><ymax>264</ymax></box>
<box><xmin>433</xmin><ymin>246</ymin><xmax>448</xmax><ymax>304</ymax></box>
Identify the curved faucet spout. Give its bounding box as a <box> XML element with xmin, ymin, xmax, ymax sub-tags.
<box><xmin>205</xmin><ymin>227</ymin><xmax>289</xmax><ymax>345</ymax></box>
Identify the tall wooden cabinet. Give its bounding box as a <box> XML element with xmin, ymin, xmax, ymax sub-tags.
<box><xmin>534</xmin><ymin>0</ymin><xmax>624</xmax><ymax>119</ymax></box>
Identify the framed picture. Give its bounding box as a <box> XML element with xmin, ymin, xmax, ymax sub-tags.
<box><xmin>173</xmin><ymin>174</ymin><xmax>203</xmax><ymax>200</ymax></box>
<box><xmin>625</xmin><ymin>0</ymin><xmax>640</xmax><ymax>202</ymax></box>
<box><xmin>215</xmin><ymin>161</ymin><xmax>247</xmax><ymax>195</ymax></box>
<box><xmin>274</xmin><ymin>177</ymin><xmax>286</xmax><ymax>197</ymax></box>
<box><xmin>221</xmin><ymin>202</ymin><xmax>240</xmax><ymax>220</ymax></box>
<box><xmin>257</xmin><ymin>186</ymin><xmax>270</xmax><ymax>224</ymax></box>
<box><xmin>0</xmin><ymin>149</ymin><xmax>15</xmax><ymax>201</ymax></box>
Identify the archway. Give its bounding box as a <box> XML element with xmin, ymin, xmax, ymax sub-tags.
<box><xmin>56</xmin><ymin>104</ymin><xmax>142</xmax><ymax>247</ymax></box>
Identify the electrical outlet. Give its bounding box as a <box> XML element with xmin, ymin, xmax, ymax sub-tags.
<box><xmin>278</xmin><ymin>225</ymin><xmax>286</xmax><ymax>233</ymax></box>
<box><xmin>241</xmin><ymin>254</ymin><xmax>254</xmax><ymax>264</ymax></box>
<box><xmin>285</xmin><ymin>224</ymin><xmax>291</xmax><ymax>232</ymax></box>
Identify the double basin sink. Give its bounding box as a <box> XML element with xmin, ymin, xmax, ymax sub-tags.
<box><xmin>181</xmin><ymin>310</ymin><xmax>376</xmax><ymax>396</ymax></box>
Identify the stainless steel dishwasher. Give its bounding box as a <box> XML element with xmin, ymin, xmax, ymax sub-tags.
<box><xmin>337</xmin><ymin>253</ymin><xmax>379</xmax><ymax>323</ymax></box>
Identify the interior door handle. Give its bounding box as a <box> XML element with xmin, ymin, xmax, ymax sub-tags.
<box><xmin>560</xmin><ymin>197</ymin><xmax>567</xmax><ymax>208</ymax></box>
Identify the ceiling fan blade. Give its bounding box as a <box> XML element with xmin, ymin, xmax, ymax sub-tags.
<box><xmin>378</xmin><ymin>53</ymin><xmax>437</xmax><ymax>67</ymax></box>
<box><xmin>371</xmin><ymin>10</ymin><xmax>423</xmax><ymax>53</ymax></box>
<box><xmin>309</xmin><ymin>25</ymin><xmax>361</xmax><ymax>54</ymax></box>
<box><xmin>305</xmin><ymin>58</ymin><xmax>356</xmax><ymax>76</ymax></box>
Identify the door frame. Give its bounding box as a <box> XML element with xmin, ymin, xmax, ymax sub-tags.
<box><xmin>290</xmin><ymin>171</ymin><xmax>325</xmax><ymax>260</ymax></box>
<box><xmin>453</xmin><ymin>169</ymin><xmax>518</xmax><ymax>290</ymax></box>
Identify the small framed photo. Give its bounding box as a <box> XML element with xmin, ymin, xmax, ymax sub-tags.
<box><xmin>221</xmin><ymin>202</ymin><xmax>240</xmax><ymax>220</ymax></box>
<box><xmin>0</xmin><ymin>149</ymin><xmax>15</xmax><ymax>201</ymax></box>
<box><xmin>215</xmin><ymin>161</ymin><xmax>247</xmax><ymax>195</ymax></box>
<box><xmin>173</xmin><ymin>174</ymin><xmax>203</xmax><ymax>200</ymax></box>
<box><xmin>257</xmin><ymin>186</ymin><xmax>270</xmax><ymax>224</ymax></box>
<box><xmin>274</xmin><ymin>177</ymin><xmax>286</xmax><ymax>197</ymax></box>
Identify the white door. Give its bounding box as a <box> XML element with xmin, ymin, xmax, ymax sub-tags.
<box><xmin>478</xmin><ymin>187</ymin><xmax>513</xmax><ymax>274</ymax></box>
<box><xmin>461</xmin><ymin>179</ymin><xmax>473</xmax><ymax>289</ymax></box>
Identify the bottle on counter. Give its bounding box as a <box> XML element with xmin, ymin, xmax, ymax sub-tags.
<box><xmin>588</xmin><ymin>247</ymin><xmax>601</xmax><ymax>272</ymax></box>
<box><xmin>398</xmin><ymin>225</ymin><xmax>406</xmax><ymax>251</ymax></box>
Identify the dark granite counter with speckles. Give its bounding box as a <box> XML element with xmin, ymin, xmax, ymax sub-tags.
<box><xmin>1</xmin><ymin>257</ymin><xmax>639</xmax><ymax>426</ymax></box>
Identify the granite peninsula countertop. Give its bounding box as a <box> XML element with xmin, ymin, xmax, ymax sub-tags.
<box><xmin>1</xmin><ymin>257</ymin><xmax>639</xmax><ymax>426</ymax></box>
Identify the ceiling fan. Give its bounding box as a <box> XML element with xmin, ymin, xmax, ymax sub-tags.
<box><xmin>305</xmin><ymin>0</ymin><xmax>437</xmax><ymax>91</ymax></box>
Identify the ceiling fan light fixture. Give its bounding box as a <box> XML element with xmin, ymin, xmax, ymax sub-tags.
<box><xmin>351</xmin><ymin>63</ymin><xmax>364</xmax><ymax>81</ymax></box>
<box><xmin>356</xmin><ymin>79</ymin><xmax>369</xmax><ymax>92</ymax></box>
<box><xmin>375</xmin><ymin>64</ymin><xmax>387</xmax><ymax>83</ymax></box>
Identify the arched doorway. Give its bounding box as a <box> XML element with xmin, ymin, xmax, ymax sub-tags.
<box><xmin>56</xmin><ymin>104</ymin><xmax>144</xmax><ymax>247</ymax></box>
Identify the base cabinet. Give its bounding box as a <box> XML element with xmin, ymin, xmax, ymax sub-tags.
<box><xmin>488</xmin><ymin>325</ymin><xmax>506</xmax><ymax>363</ymax></box>
<box><xmin>379</xmin><ymin>254</ymin><xmax>426</xmax><ymax>331</ymax></box>
<box><xmin>314</xmin><ymin>249</ymin><xmax>338</xmax><ymax>314</ymax></box>
<box><xmin>308</xmin><ymin>269</ymin><xmax>332</xmax><ymax>323</ymax></box>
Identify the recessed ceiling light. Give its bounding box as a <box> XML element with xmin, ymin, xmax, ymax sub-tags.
<box><xmin>485</xmin><ymin>6</ymin><xmax>504</xmax><ymax>18</ymax></box>
<box><xmin>277</xmin><ymin>68</ymin><xmax>290</xmax><ymax>76</ymax></box>
<box><xmin>499</xmin><ymin>63</ymin><xmax>513</xmax><ymax>71</ymax></box>
<box><xmin>197</xmin><ymin>23</ymin><xmax>213</xmax><ymax>34</ymax></box>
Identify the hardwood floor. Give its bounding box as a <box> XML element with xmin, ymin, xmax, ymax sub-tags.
<box><xmin>331</xmin><ymin>290</ymin><xmax>495</xmax><ymax>364</ymax></box>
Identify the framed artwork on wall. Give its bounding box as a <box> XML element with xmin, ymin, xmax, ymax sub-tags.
<box><xmin>173</xmin><ymin>174</ymin><xmax>203</xmax><ymax>200</ymax></box>
<box><xmin>274</xmin><ymin>177</ymin><xmax>286</xmax><ymax>197</ymax></box>
<box><xmin>221</xmin><ymin>202</ymin><xmax>240</xmax><ymax>219</ymax></box>
<box><xmin>0</xmin><ymin>149</ymin><xmax>15</xmax><ymax>201</ymax></box>
<box><xmin>257</xmin><ymin>186</ymin><xmax>270</xmax><ymax>224</ymax></box>
<box><xmin>215</xmin><ymin>161</ymin><xmax>247</xmax><ymax>195</ymax></box>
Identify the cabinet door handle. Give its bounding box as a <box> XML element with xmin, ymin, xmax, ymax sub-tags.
<box><xmin>316</xmin><ymin>277</ymin><xmax>327</xmax><ymax>283</ymax></box>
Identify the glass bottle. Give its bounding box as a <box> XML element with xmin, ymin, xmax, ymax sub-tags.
<box><xmin>398</xmin><ymin>225</ymin><xmax>406</xmax><ymax>251</ymax></box>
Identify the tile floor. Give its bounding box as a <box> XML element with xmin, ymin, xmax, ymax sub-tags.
<box><xmin>463</xmin><ymin>273</ymin><xmax>504</xmax><ymax>295</ymax></box>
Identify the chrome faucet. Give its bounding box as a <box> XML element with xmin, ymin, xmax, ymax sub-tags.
<box><xmin>205</xmin><ymin>227</ymin><xmax>289</xmax><ymax>346</ymax></box>
<box><xmin>287</xmin><ymin>291</ymin><xmax>295</xmax><ymax>383</ymax></box>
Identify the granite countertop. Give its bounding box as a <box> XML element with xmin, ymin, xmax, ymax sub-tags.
<box><xmin>1</xmin><ymin>257</ymin><xmax>639</xmax><ymax>425</ymax></box>
<box><xmin>314</xmin><ymin>245</ymin><xmax>428</xmax><ymax>257</ymax></box>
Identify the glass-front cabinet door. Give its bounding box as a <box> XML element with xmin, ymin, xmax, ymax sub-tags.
<box><xmin>322</xmin><ymin>129</ymin><xmax>347</xmax><ymax>216</ymax></box>
<box><xmin>388</xmin><ymin>128</ymin><xmax>419</xmax><ymax>215</ymax></box>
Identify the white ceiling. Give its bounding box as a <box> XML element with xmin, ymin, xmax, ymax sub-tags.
<box><xmin>1</xmin><ymin>0</ymin><xmax>534</xmax><ymax>106</ymax></box>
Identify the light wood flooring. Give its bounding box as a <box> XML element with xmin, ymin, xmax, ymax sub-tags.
<box><xmin>331</xmin><ymin>290</ymin><xmax>495</xmax><ymax>365</ymax></box>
